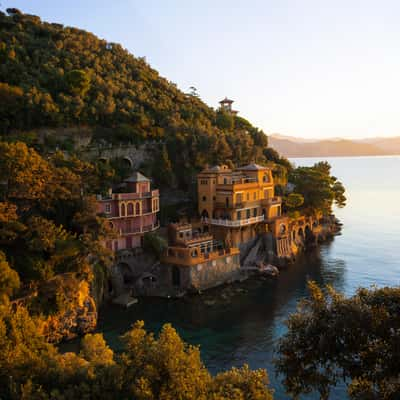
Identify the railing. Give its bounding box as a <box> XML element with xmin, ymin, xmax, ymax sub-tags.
<box><xmin>97</xmin><ymin>189</ymin><xmax>159</xmax><ymax>201</ymax></box>
<box><xmin>179</xmin><ymin>234</ymin><xmax>214</xmax><ymax>246</ymax></box>
<box><xmin>215</xmin><ymin>202</ymin><xmax>243</xmax><ymax>209</ymax></box>
<box><xmin>120</xmin><ymin>222</ymin><xmax>160</xmax><ymax>235</ymax></box>
<box><xmin>262</xmin><ymin>196</ymin><xmax>282</xmax><ymax>206</ymax></box>
<box><xmin>203</xmin><ymin>215</ymin><xmax>265</xmax><ymax>227</ymax></box>
<box><xmin>163</xmin><ymin>246</ymin><xmax>240</xmax><ymax>266</ymax></box>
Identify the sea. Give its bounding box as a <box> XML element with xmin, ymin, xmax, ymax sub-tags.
<box><xmin>96</xmin><ymin>156</ymin><xmax>400</xmax><ymax>399</ymax></box>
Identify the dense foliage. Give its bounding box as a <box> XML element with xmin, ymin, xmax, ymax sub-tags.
<box><xmin>0</xmin><ymin>9</ymin><xmax>287</xmax><ymax>190</ymax></box>
<box><xmin>276</xmin><ymin>282</ymin><xmax>400</xmax><ymax>399</ymax></box>
<box><xmin>0</xmin><ymin>141</ymin><xmax>112</xmax><ymax>329</ymax></box>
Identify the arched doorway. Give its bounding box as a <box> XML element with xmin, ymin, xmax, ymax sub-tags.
<box><xmin>117</xmin><ymin>262</ymin><xmax>134</xmax><ymax>284</ymax></box>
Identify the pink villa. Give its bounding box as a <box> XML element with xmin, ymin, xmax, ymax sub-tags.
<box><xmin>97</xmin><ymin>172</ymin><xmax>160</xmax><ymax>251</ymax></box>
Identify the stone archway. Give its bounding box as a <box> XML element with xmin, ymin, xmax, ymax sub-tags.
<box><xmin>117</xmin><ymin>262</ymin><xmax>134</xmax><ymax>284</ymax></box>
<box><xmin>122</xmin><ymin>156</ymin><xmax>133</xmax><ymax>169</ymax></box>
<box><xmin>305</xmin><ymin>225</ymin><xmax>314</xmax><ymax>243</ymax></box>
<box><xmin>298</xmin><ymin>227</ymin><xmax>304</xmax><ymax>240</ymax></box>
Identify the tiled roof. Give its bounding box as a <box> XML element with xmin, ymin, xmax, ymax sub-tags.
<box><xmin>237</xmin><ymin>163</ymin><xmax>267</xmax><ymax>171</ymax></box>
<box><xmin>124</xmin><ymin>172</ymin><xmax>150</xmax><ymax>183</ymax></box>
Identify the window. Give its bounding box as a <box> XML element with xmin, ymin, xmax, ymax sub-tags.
<box><xmin>224</xmin><ymin>178</ymin><xmax>227</xmax><ymax>184</ymax></box>
<box><xmin>127</xmin><ymin>203</ymin><xmax>134</xmax><ymax>215</ymax></box>
<box><xmin>213</xmin><ymin>196</ymin><xmax>216</xmax><ymax>201</ymax></box>
<box><xmin>105</xmin><ymin>203</ymin><xmax>111</xmax><ymax>213</ymax></box>
<box><xmin>253</xmin><ymin>192</ymin><xmax>257</xmax><ymax>200</ymax></box>
<box><xmin>135</xmin><ymin>202</ymin><xmax>140</xmax><ymax>215</ymax></box>
<box><xmin>202</xmin><ymin>196</ymin><xmax>207</xmax><ymax>201</ymax></box>
<box><xmin>247</xmin><ymin>193</ymin><xmax>250</xmax><ymax>201</ymax></box>
<box><xmin>246</xmin><ymin>209</ymin><xmax>251</xmax><ymax>218</ymax></box>
<box><xmin>253</xmin><ymin>208</ymin><xmax>257</xmax><ymax>217</ymax></box>
<box><xmin>237</xmin><ymin>211</ymin><xmax>241</xmax><ymax>220</ymax></box>
<box><xmin>120</xmin><ymin>203</ymin><xmax>126</xmax><ymax>216</ymax></box>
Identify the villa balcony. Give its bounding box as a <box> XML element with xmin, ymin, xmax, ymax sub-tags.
<box><xmin>119</xmin><ymin>222</ymin><xmax>160</xmax><ymax>235</ymax></box>
<box><xmin>262</xmin><ymin>196</ymin><xmax>282</xmax><ymax>206</ymax></box>
<box><xmin>163</xmin><ymin>246</ymin><xmax>240</xmax><ymax>266</ymax></box>
<box><xmin>97</xmin><ymin>189</ymin><xmax>159</xmax><ymax>201</ymax></box>
<box><xmin>202</xmin><ymin>215</ymin><xmax>265</xmax><ymax>227</ymax></box>
<box><xmin>178</xmin><ymin>233</ymin><xmax>214</xmax><ymax>246</ymax></box>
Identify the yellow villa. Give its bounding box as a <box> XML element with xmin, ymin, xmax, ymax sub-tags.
<box><xmin>197</xmin><ymin>163</ymin><xmax>283</xmax><ymax>247</ymax></box>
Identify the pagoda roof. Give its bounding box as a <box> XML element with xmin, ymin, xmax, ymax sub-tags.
<box><xmin>237</xmin><ymin>163</ymin><xmax>267</xmax><ymax>171</ymax></box>
<box><xmin>219</xmin><ymin>97</ymin><xmax>234</xmax><ymax>104</ymax></box>
<box><xmin>124</xmin><ymin>172</ymin><xmax>150</xmax><ymax>183</ymax></box>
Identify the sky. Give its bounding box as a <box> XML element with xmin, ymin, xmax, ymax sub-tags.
<box><xmin>3</xmin><ymin>0</ymin><xmax>400</xmax><ymax>139</ymax></box>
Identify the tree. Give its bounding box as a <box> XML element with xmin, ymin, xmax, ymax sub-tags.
<box><xmin>65</xmin><ymin>69</ymin><xmax>91</xmax><ymax>97</ymax></box>
<box><xmin>79</xmin><ymin>333</ymin><xmax>114</xmax><ymax>366</ymax></box>
<box><xmin>120</xmin><ymin>321</ymin><xmax>273</xmax><ymax>400</ymax></box>
<box><xmin>212</xmin><ymin>365</ymin><xmax>273</xmax><ymax>400</ymax></box>
<box><xmin>289</xmin><ymin>162</ymin><xmax>346</xmax><ymax>214</ymax></box>
<box><xmin>216</xmin><ymin>110</ymin><xmax>234</xmax><ymax>131</ymax></box>
<box><xmin>0</xmin><ymin>251</ymin><xmax>20</xmax><ymax>303</ymax></box>
<box><xmin>276</xmin><ymin>282</ymin><xmax>400</xmax><ymax>400</ymax></box>
<box><xmin>188</xmin><ymin>86</ymin><xmax>199</xmax><ymax>97</ymax></box>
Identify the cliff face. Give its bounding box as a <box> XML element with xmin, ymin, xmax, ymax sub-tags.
<box><xmin>32</xmin><ymin>274</ymin><xmax>99</xmax><ymax>343</ymax></box>
<box><xmin>42</xmin><ymin>294</ymin><xmax>97</xmax><ymax>343</ymax></box>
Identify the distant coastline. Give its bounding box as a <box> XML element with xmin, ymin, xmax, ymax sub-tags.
<box><xmin>290</xmin><ymin>153</ymin><xmax>400</xmax><ymax>159</ymax></box>
<box><xmin>270</xmin><ymin>134</ymin><xmax>400</xmax><ymax>158</ymax></box>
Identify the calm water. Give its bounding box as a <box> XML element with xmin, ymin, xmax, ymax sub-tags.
<box><xmin>97</xmin><ymin>156</ymin><xmax>400</xmax><ymax>399</ymax></box>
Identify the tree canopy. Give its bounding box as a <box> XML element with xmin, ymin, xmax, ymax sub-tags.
<box><xmin>276</xmin><ymin>282</ymin><xmax>400</xmax><ymax>400</ymax></box>
<box><xmin>289</xmin><ymin>161</ymin><xmax>346</xmax><ymax>214</ymax></box>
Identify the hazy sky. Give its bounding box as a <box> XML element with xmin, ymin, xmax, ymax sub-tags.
<box><xmin>4</xmin><ymin>0</ymin><xmax>400</xmax><ymax>139</ymax></box>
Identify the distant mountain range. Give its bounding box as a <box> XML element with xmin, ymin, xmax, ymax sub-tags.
<box><xmin>269</xmin><ymin>134</ymin><xmax>400</xmax><ymax>158</ymax></box>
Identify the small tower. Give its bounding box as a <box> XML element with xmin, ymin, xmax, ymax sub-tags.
<box><xmin>219</xmin><ymin>97</ymin><xmax>238</xmax><ymax>115</ymax></box>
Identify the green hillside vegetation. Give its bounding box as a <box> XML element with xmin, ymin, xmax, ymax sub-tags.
<box><xmin>0</xmin><ymin>8</ymin><xmax>287</xmax><ymax>190</ymax></box>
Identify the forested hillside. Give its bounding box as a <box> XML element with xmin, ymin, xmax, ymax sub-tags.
<box><xmin>0</xmin><ymin>8</ymin><xmax>293</xmax><ymax>189</ymax></box>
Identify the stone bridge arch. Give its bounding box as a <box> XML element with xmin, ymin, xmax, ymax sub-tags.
<box><xmin>122</xmin><ymin>156</ymin><xmax>133</xmax><ymax>168</ymax></box>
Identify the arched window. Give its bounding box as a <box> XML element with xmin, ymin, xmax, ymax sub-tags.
<box><xmin>135</xmin><ymin>202</ymin><xmax>141</xmax><ymax>215</ymax></box>
<box><xmin>120</xmin><ymin>203</ymin><xmax>126</xmax><ymax>216</ymax></box>
<box><xmin>202</xmin><ymin>196</ymin><xmax>206</xmax><ymax>201</ymax></box>
<box><xmin>127</xmin><ymin>203</ymin><xmax>134</xmax><ymax>215</ymax></box>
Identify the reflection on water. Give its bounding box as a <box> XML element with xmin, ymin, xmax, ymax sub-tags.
<box><xmin>97</xmin><ymin>156</ymin><xmax>400</xmax><ymax>400</ymax></box>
